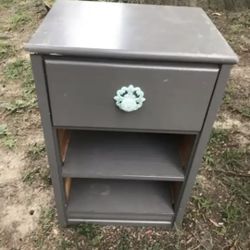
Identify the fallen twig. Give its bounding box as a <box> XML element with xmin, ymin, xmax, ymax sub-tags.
<box><xmin>214</xmin><ymin>169</ymin><xmax>250</xmax><ymax>177</ymax></box>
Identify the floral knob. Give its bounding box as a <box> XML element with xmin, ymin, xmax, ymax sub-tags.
<box><xmin>114</xmin><ymin>85</ymin><xmax>146</xmax><ymax>112</ymax></box>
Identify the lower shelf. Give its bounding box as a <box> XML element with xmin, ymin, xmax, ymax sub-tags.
<box><xmin>67</xmin><ymin>179</ymin><xmax>174</xmax><ymax>224</ymax></box>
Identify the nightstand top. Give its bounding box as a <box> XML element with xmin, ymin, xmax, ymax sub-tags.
<box><xmin>25</xmin><ymin>0</ymin><xmax>238</xmax><ymax>64</ymax></box>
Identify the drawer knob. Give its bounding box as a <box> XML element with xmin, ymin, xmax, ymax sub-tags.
<box><xmin>114</xmin><ymin>85</ymin><xmax>146</xmax><ymax>112</ymax></box>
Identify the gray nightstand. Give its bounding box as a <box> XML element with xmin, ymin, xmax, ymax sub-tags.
<box><xmin>26</xmin><ymin>0</ymin><xmax>238</xmax><ymax>227</ymax></box>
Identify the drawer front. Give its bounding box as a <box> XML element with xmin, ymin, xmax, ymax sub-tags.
<box><xmin>45</xmin><ymin>59</ymin><xmax>218</xmax><ymax>132</ymax></box>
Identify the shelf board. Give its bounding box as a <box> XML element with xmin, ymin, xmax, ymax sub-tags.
<box><xmin>67</xmin><ymin>179</ymin><xmax>174</xmax><ymax>222</ymax></box>
<box><xmin>62</xmin><ymin>131</ymin><xmax>184</xmax><ymax>181</ymax></box>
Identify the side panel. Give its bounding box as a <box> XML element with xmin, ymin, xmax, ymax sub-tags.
<box><xmin>174</xmin><ymin>65</ymin><xmax>232</xmax><ymax>225</ymax></box>
<box><xmin>30</xmin><ymin>55</ymin><xmax>67</xmax><ymax>225</ymax></box>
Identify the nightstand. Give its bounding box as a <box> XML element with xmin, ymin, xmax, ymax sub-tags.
<box><xmin>26</xmin><ymin>0</ymin><xmax>238</xmax><ymax>227</ymax></box>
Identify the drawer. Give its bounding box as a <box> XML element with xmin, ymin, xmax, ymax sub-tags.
<box><xmin>45</xmin><ymin>59</ymin><xmax>218</xmax><ymax>132</ymax></box>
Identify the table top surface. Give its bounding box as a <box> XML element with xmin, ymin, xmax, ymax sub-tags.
<box><xmin>25</xmin><ymin>0</ymin><xmax>238</xmax><ymax>63</ymax></box>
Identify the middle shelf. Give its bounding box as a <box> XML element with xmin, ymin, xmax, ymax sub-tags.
<box><xmin>61</xmin><ymin>130</ymin><xmax>196</xmax><ymax>181</ymax></box>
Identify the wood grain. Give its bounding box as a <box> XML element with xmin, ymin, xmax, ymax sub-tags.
<box><xmin>57</xmin><ymin>129</ymin><xmax>71</xmax><ymax>162</ymax></box>
<box><xmin>179</xmin><ymin>135</ymin><xmax>196</xmax><ymax>169</ymax></box>
<box><xmin>64</xmin><ymin>177</ymin><xmax>72</xmax><ymax>200</ymax></box>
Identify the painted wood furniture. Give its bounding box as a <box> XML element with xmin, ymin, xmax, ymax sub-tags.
<box><xmin>26</xmin><ymin>0</ymin><xmax>238</xmax><ymax>227</ymax></box>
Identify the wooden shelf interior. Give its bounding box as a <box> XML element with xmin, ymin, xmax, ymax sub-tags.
<box><xmin>64</xmin><ymin>177</ymin><xmax>72</xmax><ymax>200</ymax></box>
<box><xmin>57</xmin><ymin>129</ymin><xmax>71</xmax><ymax>162</ymax></box>
<box><xmin>178</xmin><ymin>135</ymin><xmax>196</xmax><ymax>171</ymax></box>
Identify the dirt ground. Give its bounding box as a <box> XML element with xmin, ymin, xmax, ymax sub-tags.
<box><xmin>0</xmin><ymin>1</ymin><xmax>249</xmax><ymax>249</ymax></box>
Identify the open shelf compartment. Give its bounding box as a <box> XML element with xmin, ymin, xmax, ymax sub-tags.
<box><xmin>60</xmin><ymin>130</ymin><xmax>196</xmax><ymax>181</ymax></box>
<box><xmin>66</xmin><ymin>178</ymin><xmax>174</xmax><ymax>224</ymax></box>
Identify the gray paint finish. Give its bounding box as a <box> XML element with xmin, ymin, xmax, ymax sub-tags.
<box><xmin>174</xmin><ymin>65</ymin><xmax>233</xmax><ymax>225</ymax></box>
<box><xmin>62</xmin><ymin>131</ymin><xmax>185</xmax><ymax>181</ymax></box>
<box><xmin>45</xmin><ymin>59</ymin><xmax>218</xmax><ymax>132</ymax></box>
<box><xmin>67</xmin><ymin>179</ymin><xmax>174</xmax><ymax>222</ymax></box>
<box><xmin>67</xmin><ymin>218</ymin><xmax>172</xmax><ymax>226</ymax></box>
<box><xmin>30</xmin><ymin>55</ymin><xmax>67</xmax><ymax>225</ymax></box>
<box><xmin>25</xmin><ymin>0</ymin><xmax>238</xmax><ymax>64</ymax></box>
<box><xmin>27</xmin><ymin>0</ymin><xmax>238</xmax><ymax>227</ymax></box>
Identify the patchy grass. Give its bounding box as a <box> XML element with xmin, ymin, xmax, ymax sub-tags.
<box><xmin>27</xmin><ymin>142</ymin><xmax>45</xmax><ymax>160</ymax></box>
<box><xmin>205</xmin><ymin>128</ymin><xmax>249</xmax><ymax>171</ymax></box>
<box><xmin>192</xmin><ymin>195</ymin><xmax>214</xmax><ymax>212</ymax></box>
<box><xmin>32</xmin><ymin>208</ymin><xmax>56</xmax><ymax>248</ymax></box>
<box><xmin>4</xmin><ymin>98</ymin><xmax>36</xmax><ymax>114</ymax></box>
<box><xmin>2</xmin><ymin>135</ymin><xmax>16</xmax><ymax>149</ymax></box>
<box><xmin>3</xmin><ymin>58</ymin><xmax>34</xmax><ymax>91</ymax></box>
<box><xmin>238</xmin><ymin>106</ymin><xmax>250</xmax><ymax>118</ymax></box>
<box><xmin>116</xmin><ymin>229</ymin><xmax>132</xmax><ymax>250</ymax></box>
<box><xmin>229</xmin><ymin>105</ymin><xmax>250</xmax><ymax>119</ymax></box>
<box><xmin>3</xmin><ymin>59</ymin><xmax>37</xmax><ymax>114</ymax></box>
<box><xmin>202</xmin><ymin>127</ymin><xmax>250</xmax><ymax>246</ymax></box>
<box><xmin>4</xmin><ymin>59</ymin><xmax>31</xmax><ymax>80</ymax></box>
<box><xmin>22</xmin><ymin>165</ymin><xmax>50</xmax><ymax>186</ymax></box>
<box><xmin>223</xmin><ymin>80</ymin><xmax>250</xmax><ymax>119</ymax></box>
<box><xmin>223</xmin><ymin>83</ymin><xmax>237</xmax><ymax>105</ymax></box>
<box><xmin>209</xmin><ymin>127</ymin><xmax>229</xmax><ymax>144</ymax></box>
<box><xmin>0</xmin><ymin>0</ymin><xmax>18</xmax><ymax>8</ymax></box>
<box><xmin>11</xmin><ymin>10</ymin><xmax>32</xmax><ymax>30</ymax></box>
<box><xmin>223</xmin><ymin>79</ymin><xmax>250</xmax><ymax>119</ymax></box>
<box><xmin>203</xmin><ymin>128</ymin><xmax>229</xmax><ymax>166</ymax></box>
<box><xmin>222</xmin><ymin>202</ymin><xmax>242</xmax><ymax>224</ymax></box>
<box><xmin>0</xmin><ymin>123</ymin><xmax>16</xmax><ymax>149</ymax></box>
<box><xmin>22</xmin><ymin>142</ymin><xmax>50</xmax><ymax>186</ymax></box>
<box><xmin>0</xmin><ymin>124</ymin><xmax>7</xmax><ymax>137</ymax></box>
<box><xmin>75</xmin><ymin>223</ymin><xmax>102</xmax><ymax>242</ymax></box>
<box><xmin>39</xmin><ymin>208</ymin><xmax>55</xmax><ymax>232</ymax></box>
<box><xmin>58</xmin><ymin>239</ymin><xmax>76</xmax><ymax>250</ymax></box>
<box><xmin>222</xmin><ymin>147</ymin><xmax>246</xmax><ymax>168</ymax></box>
<box><xmin>211</xmin><ymin>11</ymin><xmax>250</xmax><ymax>55</ymax></box>
<box><xmin>0</xmin><ymin>40</ymin><xmax>15</xmax><ymax>61</ymax></box>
